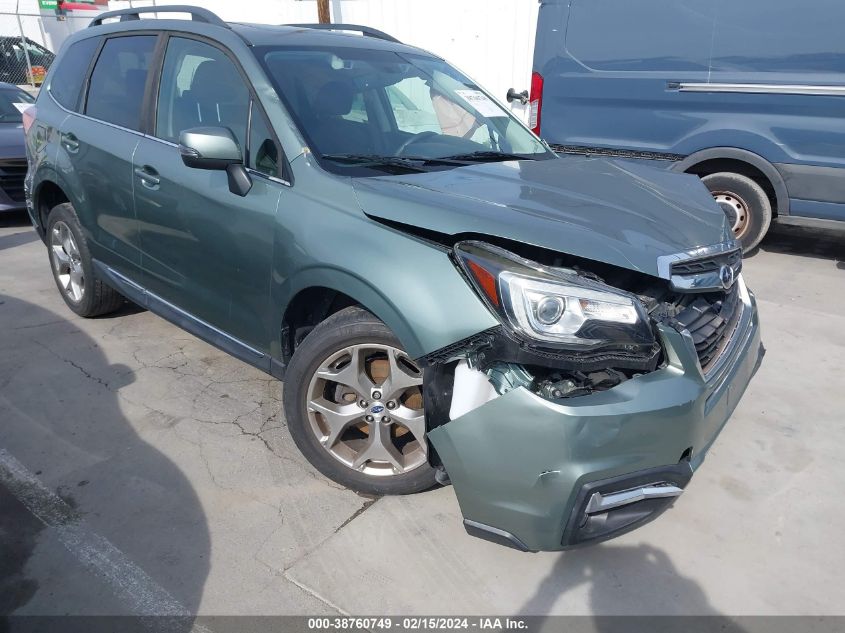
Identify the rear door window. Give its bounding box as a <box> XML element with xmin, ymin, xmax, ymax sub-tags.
<box><xmin>85</xmin><ymin>35</ymin><xmax>157</xmax><ymax>130</ymax></box>
<box><xmin>155</xmin><ymin>37</ymin><xmax>250</xmax><ymax>149</ymax></box>
<box><xmin>49</xmin><ymin>36</ymin><xmax>100</xmax><ymax>111</ymax></box>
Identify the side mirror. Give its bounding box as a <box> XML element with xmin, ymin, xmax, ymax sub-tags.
<box><xmin>179</xmin><ymin>127</ymin><xmax>241</xmax><ymax>169</ymax></box>
<box><xmin>178</xmin><ymin>126</ymin><xmax>252</xmax><ymax>197</ymax></box>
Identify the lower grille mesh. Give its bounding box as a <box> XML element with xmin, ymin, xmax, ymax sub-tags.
<box><xmin>0</xmin><ymin>159</ymin><xmax>27</xmax><ymax>203</ymax></box>
<box><xmin>670</xmin><ymin>249</ymin><xmax>742</xmax><ymax>276</ymax></box>
<box><xmin>672</xmin><ymin>285</ymin><xmax>741</xmax><ymax>371</ymax></box>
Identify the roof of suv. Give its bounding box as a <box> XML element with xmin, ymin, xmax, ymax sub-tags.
<box><xmin>229</xmin><ymin>23</ymin><xmax>420</xmax><ymax>52</ymax></box>
<box><xmin>86</xmin><ymin>6</ymin><xmax>428</xmax><ymax>56</ymax></box>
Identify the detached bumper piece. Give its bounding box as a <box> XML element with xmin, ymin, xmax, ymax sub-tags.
<box><xmin>561</xmin><ymin>462</ymin><xmax>692</xmax><ymax>547</ymax></box>
<box><xmin>463</xmin><ymin>519</ymin><xmax>534</xmax><ymax>552</ymax></box>
<box><xmin>428</xmin><ymin>300</ymin><xmax>762</xmax><ymax>552</ymax></box>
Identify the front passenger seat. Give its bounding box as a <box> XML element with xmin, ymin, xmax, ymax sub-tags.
<box><xmin>309</xmin><ymin>80</ymin><xmax>373</xmax><ymax>155</ymax></box>
<box><xmin>172</xmin><ymin>59</ymin><xmax>248</xmax><ymax>143</ymax></box>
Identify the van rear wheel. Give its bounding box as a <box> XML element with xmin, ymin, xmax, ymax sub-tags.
<box><xmin>701</xmin><ymin>172</ymin><xmax>772</xmax><ymax>252</ymax></box>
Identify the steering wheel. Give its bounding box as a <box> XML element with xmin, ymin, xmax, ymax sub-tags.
<box><xmin>396</xmin><ymin>131</ymin><xmax>441</xmax><ymax>156</ymax></box>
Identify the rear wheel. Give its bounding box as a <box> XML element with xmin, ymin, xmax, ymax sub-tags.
<box><xmin>701</xmin><ymin>172</ymin><xmax>772</xmax><ymax>252</ymax></box>
<box><xmin>46</xmin><ymin>203</ymin><xmax>124</xmax><ymax>317</ymax></box>
<box><xmin>284</xmin><ymin>306</ymin><xmax>436</xmax><ymax>495</ymax></box>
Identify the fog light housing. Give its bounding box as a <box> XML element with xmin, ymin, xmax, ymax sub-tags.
<box><xmin>562</xmin><ymin>462</ymin><xmax>693</xmax><ymax>547</ymax></box>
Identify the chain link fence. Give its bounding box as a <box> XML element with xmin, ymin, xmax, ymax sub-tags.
<box><xmin>0</xmin><ymin>3</ymin><xmax>109</xmax><ymax>91</ymax></box>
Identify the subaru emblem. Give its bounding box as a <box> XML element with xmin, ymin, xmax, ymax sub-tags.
<box><xmin>719</xmin><ymin>264</ymin><xmax>735</xmax><ymax>289</ymax></box>
<box><xmin>371</xmin><ymin>404</ymin><xmax>385</xmax><ymax>414</ymax></box>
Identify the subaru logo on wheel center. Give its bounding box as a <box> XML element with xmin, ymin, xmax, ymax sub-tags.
<box><xmin>719</xmin><ymin>264</ymin><xmax>735</xmax><ymax>289</ymax></box>
<box><xmin>371</xmin><ymin>405</ymin><xmax>385</xmax><ymax>414</ymax></box>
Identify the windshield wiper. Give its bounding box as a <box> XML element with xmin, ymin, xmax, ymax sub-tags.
<box><xmin>321</xmin><ymin>154</ymin><xmax>429</xmax><ymax>173</ymax></box>
<box><xmin>439</xmin><ymin>150</ymin><xmax>537</xmax><ymax>162</ymax></box>
<box><xmin>399</xmin><ymin>155</ymin><xmax>471</xmax><ymax>166</ymax></box>
<box><xmin>321</xmin><ymin>153</ymin><xmax>504</xmax><ymax>172</ymax></box>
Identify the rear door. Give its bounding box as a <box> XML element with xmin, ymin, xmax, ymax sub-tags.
<box><xmin>60</xmin><ymin>33</ymin><xmax>158</xmax><ymax>281</ymax></box>
<box><xmin>132</xmin><ymin>35</ymin><xmax>284</xmax><ymax>354</ymax></box>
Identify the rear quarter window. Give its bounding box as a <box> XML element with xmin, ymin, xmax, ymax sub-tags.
<box><xmin>48</xmin><ymin>36</ymin><xmax>101</xmax><ymax>111</ymax></box>
<box><xmin>566</xmin><ymin>0</ymin><xmax>715</xmax><ymax>72</ymax></box>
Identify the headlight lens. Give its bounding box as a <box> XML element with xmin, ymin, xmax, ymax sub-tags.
<box><xmin>454</xmin><ymin>241</ymin><xmax>654</xmax><ymax>351</ymax></box>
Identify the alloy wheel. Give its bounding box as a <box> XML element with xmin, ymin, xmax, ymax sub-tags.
<box><xmin>50</xmin><ymin>220</ymin><xmax>85</xmax><ymax>303</ymax></box>
<box><xmin>306</xmin><ymin>343</ymin><xmax>426</xmax><ymax>477</ymax></box>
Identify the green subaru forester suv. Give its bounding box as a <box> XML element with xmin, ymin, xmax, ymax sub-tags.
<box><xmin>24</xmin><ymin>6</ymin><xmax>763</xmax><ymax>551</ymax></box>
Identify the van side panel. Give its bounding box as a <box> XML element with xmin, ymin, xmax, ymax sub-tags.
<box><xmin>535</xmin><ymin>1</ymin><xmax>715</xmax><ymax>157</ymax></box>
<box><xmin>534</xmin><ymin>0</ymin><xmax>845</xmax><ymax>221</ymax></box>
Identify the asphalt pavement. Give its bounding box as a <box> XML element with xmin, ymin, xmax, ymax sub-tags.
<box><xmin>1</xmin><ymin>211</ymin><xmax>844</xmax><ymax>617</ymax></box>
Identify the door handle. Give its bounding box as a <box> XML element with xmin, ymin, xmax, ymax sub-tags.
<box><xmin>61</xmin><ymin>132</ymin><xmax>79</xmax><ymax>153</ymax></box>
<box><xmin>134</xmin><ymin>166</ymin><xmax>160</xmax><ymax>189</ymax></box>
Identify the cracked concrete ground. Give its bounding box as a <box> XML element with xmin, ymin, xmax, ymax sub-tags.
<box><xmin>1</xmin><ymin>213</ymin><xmax>844</xmax><ymax>616</ymax></box>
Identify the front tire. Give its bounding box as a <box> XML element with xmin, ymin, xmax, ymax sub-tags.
<box><xmin>701</xmin><ymin>172</ymin><xmax>772</xmax><ymax>252</ymax></box>
<box><xmin>46</xmin><ymin>203</ymin><xmax>124</xmax><ymax>317</ymax></box>
<box><xmin>283</xmin><ymin>306</ymin><xmax>437</xmax><ymax>495</ymax></box>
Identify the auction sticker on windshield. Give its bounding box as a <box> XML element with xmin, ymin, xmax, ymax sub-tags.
<box><xmin>454</xmin><ymin>89</ymin><xmax>504</xmax><ymax>117</ymax></box>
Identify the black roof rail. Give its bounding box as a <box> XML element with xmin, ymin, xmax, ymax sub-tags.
<box><xmin>90</xmin><ymin>5</ymin><xmax>229</xmax><ymax>29</ymax></box>
<box><xmin>284</xmin><ymin>23</ymin><xmax>400</xmax><ymax>44</ymax></box>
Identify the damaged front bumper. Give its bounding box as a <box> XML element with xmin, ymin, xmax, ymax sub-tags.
<box><xmin>427</xmin><ymin>286</ymin><xmax>763</xmax><ymax>552</ymax></box>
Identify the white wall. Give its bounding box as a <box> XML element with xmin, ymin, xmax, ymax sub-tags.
<box><xmin>108</xmin><ymin>0</ymin><xmax>324</xmax><ymax>25</ymax></box>
<box><xmin>331</xmin><ymin>0</ymin><xmax>539</xmax><ymax>119</ymax></box>
<box><xmin>0</xmin><ymin>0</ymin><xmax>108</xmax><ymax>57</ymax></box>
<box><xmin>2</xmin><ymin>0</ymin><xmax>538</xmax><ymax>117</ymax></box>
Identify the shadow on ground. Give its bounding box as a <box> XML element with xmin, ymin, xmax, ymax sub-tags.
<box><xmin>0</xmin><ymin>211</ymin><xmax>38</xmax><ymax>251</ymax></box>
<box><xmin>0</xmin><ymin>210</ymin><xmax>31</xmax><ymax>228</ymax></box>
<box><xmin>753</xmin><ymin>222</ymin><xmax>845</xmax><ymax>267</ymax></box>
<box><xmin>0</xmin><ymin>295</ymin><xmax>209</xmax><ymax>625</ymax></box>
<box><xmin>517</xmin><ymin>543</ymin><xmax>752</xmax><ymax>632</ymax></box>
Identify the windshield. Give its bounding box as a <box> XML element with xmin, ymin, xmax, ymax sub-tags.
<box><xmin>0</xmin><ymin>88</ymin><xmax>34</xmax><ymax>123</ymax></box>
<box><xmin>257</xmin><ymin>46</ymin><xmax>554</xmax><ymax>175</ymax></box>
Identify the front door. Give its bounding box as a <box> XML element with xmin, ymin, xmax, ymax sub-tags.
<box><xmin>133</xmin><ymin>35</ymin><xmax>284</xmax><ymax>354</ymax></box>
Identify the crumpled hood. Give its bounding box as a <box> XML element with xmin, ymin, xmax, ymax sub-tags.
<box><xmin>352</xmin><ymin>156</ymin><xmax>732</xmax><ymax>277</ymax></box>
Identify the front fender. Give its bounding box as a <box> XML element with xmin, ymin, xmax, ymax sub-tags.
<box><xmin>277</xmin><ymin>259</ymin><xmax>497</xmax><ymax>361</ymax></box>
<box><xmin>271</xmin><ymin>160</ymin><xmax>497</xmax><ymax>361</ymax></box>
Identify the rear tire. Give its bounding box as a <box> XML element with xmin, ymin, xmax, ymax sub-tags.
<box><xmin>284</xmin><ymin>306</ymin><xmax>437</xmax><ymax>495</ymax></box>
<box><xmin>46</xmin><ymin>203</ymin><xmax>124</xmax><ymax>318</ymax></box>
<box><xmin>701</xmin><ymin>172</ymin><xmax>772</xmax><ymax>252</ymax></box>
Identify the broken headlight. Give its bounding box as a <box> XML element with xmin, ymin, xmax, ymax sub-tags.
<box><xmin>454</xmin><ymin>241</ymin><xmax>654</xmax><ymax>351</ymax></box>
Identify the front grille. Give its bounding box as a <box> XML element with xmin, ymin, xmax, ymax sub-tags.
<box><xmin>670</xmin><ymin>248</ymin><xmax>742</xmax><ymax>276</ymax></box>
<box><xmin>671</xmin><ymin>285</ymin><xmax>742</xmax><ymax>372</ymax></box>
<box><xmin>0</xmin><ymin>159</ymin><xmax>27</xmax><ymax>203</ymax></box>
